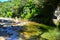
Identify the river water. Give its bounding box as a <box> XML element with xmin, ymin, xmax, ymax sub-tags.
<box><xmin>0</xmin><ymin>26</ymin><xmax>23</xmax><ymax>40</ymax></box>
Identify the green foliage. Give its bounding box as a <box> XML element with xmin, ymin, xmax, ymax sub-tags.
<box><xmin>41</xmin><ymin>30</ymin><xmax>60</xmax><ymax>40</ymax></box>
<box><xmin>20</xmin><ymin>1</ymin><xmax>36</xmax><ymax>19</ymax></box>
<box><xmin>0</xmin><ymin>0</ymin><xmax>44</xmax><ymax>19</ymax></box>
<box><xmin>0</xmin><ymin>0</ymin><xmax>20</xmax><ymax>18</ymax></box>
<box><xmin>6</xmin><ymin>12</ymin><xmax>12</xmax><ymax>17</ymax></box>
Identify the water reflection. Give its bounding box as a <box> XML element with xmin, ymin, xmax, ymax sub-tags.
<box><xmin>0</xmin><ymin>26</ymin><xmax>23</xmax><ymax>40</ymax></box>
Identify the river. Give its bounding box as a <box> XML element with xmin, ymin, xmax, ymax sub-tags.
<box><xmin>0</xmin><ymin>26</ymin><xmax>24</xmax><ymax>40</ymax></box>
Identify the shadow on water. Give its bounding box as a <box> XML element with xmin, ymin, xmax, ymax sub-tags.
<box><xmin>0</xmin><ymin>26</ymin><xmax>25</xmax><ymax>40</ymax></box>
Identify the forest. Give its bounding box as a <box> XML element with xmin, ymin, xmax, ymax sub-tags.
<box><xmin>0</xmin><ymin>0</ymin><xmax>60</xmax><ymax>40</ymax></box>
